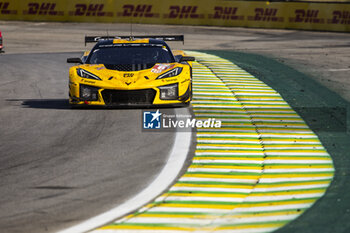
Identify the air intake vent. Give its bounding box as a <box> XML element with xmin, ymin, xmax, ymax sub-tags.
<box><xmin>104</xmin><ymin>64</ymin><xmax>155</xmax><ymax>71</ymax></box>
<box><xmin>101</xmin><ymin>89</ymin><xmax>156</xmax><ymax>106</ymax></box>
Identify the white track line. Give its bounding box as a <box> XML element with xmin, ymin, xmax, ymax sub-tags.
<box><xmin>56</xmin><ymin>107</ymin><xmax>192</xmax><ymax>233</ymax></box>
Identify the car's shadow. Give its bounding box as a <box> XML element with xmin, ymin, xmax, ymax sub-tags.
<box><xmin>6</xmin><ymin>99</ymin><xmax>188</xmax><ymax>110</ymax></box>
<box><xmin>6</xmin><ymin>99</ymin><xmax>69</xmax><ymax>109</ymax></box>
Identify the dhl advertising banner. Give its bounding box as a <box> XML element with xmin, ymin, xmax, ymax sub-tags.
<box><xmin>1</xmin><ymin>0</ymin><xmax>350</xmax><ymax>32</ymax></box>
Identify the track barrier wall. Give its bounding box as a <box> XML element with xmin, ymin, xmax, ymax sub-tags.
<box><xmin>1</xmin><ymin>1</ymin><xmax>348</xmax><ymax>33</ymax></box>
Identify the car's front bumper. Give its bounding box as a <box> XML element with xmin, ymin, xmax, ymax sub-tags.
<box><xmin>69</xmin><ymin>82</ymin><xmax>191</xmax><ymax>107</ymax></box>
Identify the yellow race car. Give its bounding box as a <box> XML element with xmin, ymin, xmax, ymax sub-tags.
<box><xmin>67</xmin><ymin>35</ymin><xmax>194</xmax><ymax>107</ymax></box>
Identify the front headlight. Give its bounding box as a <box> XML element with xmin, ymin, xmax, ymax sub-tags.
<box><xmin>80</xmin><ymin>84</ymin><xmax>99</xmax><ymax>101</ymax></box>
<box><xmin>158</xmin><ymin>83</ymin><xmax>178</xmax><ymax>100</ymax></box>
<box><xmin>77</xmin><ymin>68</ymin><xmax>101</xmax><ymax>80</ymax></box>
<box><xmin>156</xmin><ymin>67</ymin><xmax>182</xmax><ymax>80</ymax></box>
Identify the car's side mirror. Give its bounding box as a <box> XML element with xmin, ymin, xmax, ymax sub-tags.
<box><xmin>180</xmin><ymin>56</ymin><xmax>195</xmax><ymax>62</ymax></box>
<box><xmin>174</xmin><ymin>55</ymin><xmax>182</xmax><ymax>62</ymax></box>
<box><xmin>67</xmin><ymin>58</ymin><xmax>83</xmax><ymax>64</ymax></box>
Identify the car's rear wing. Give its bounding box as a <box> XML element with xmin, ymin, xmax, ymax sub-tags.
<box><xmin>84</xmin><ymin>35</ymin><xmax>184</xmax><ymax>46</ymax></box>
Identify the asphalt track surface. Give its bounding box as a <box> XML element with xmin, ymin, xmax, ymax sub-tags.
<box><xmin>0</xmin><ymin>52</ymin><xmax>184</xmax><ymax>233</ymax></box>
<box><xmin>1</xmin><ymin>21</ymin><xmax>350</xmax><ymax>233</ymax></box>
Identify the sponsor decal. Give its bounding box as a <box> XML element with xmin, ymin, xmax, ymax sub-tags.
<box><xmin>151</xmin><ymin>64</ymin><xmax>174</xmax><ymax>73</ymax></box>
<box><xmin>117</xmin><ymin>4</ymin><xmax>159</xmax><ymax>18</ymax></box>
<box><xmin>123</xmin><ymin>73</ymin><xmax>134</xmax><ymax>78</ymax></box>
<box><xmin>143</xmin><ymin>109</ymin><xmax>221</xmax><ymax>131</ymax></box>
<box><xmin>165</xmin><ymin>78</ymin><xmax>177</xmax><ymax>82</ymax></box>
<box><xmin>210</xmin><ymin>6</ymin><xmax>244</xmax><ymax>20</ymax></box>
<box><xmin>290</xmin><ymin>9</ymin><xmax>324</xmax><ymax>23</ymax></box>
<box><xmin>329</xmin><ymin>11</ymin><xmax>350</xmax><ymax>25</ymax></box>
<box><xmin>248</xmin><ymin>8</ymin><xmax>283</xmax><ymax>22</ymax></box>
<box><xmin>0</xmin><ymin>1</ymin><xmax>17</xmax><ymax>14</ymax></box>
<box><xmin>68</xmin><ymin>3</ymin><xmax>113</xmax><ymax>17</ymax></box>
<box><xmin>96</xmin><ymin>66</ymin><xmax>105</xmax><ymax>70</ymax></box>
<box><xmin>181</xmin><ymin>78</ymin><xmax>190</xmax><ymax>84</ymax></box>
<box><xmin>83</xmin><ymin>80</ymin><xmax>96</xmax><ymax>84</ymax></box>
<box><xmin>164</xmin><ymin>5</ymin><xmax>204</xmax><ymax>19</ymax></box>
<box><xmin>23</xmin><ymin>2</ymin><xmax>63</xmax><ymax>16</ymax></box>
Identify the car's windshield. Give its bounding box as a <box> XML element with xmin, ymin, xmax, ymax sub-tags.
<box><xmin>87</xmin><ymin>44</ymin><xmax>175</xmax><ymax>65</ymax></box>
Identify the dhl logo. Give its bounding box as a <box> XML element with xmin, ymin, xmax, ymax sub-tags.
<box><xmin>118</xmin><ymin>4</ymin><xmax>159</xmax><ymax>18</ymax></box>
<box><xmin>0</xmin><ymin>1</ymin><xmax>17</xmax><ymax>15</ymax></box>
<box><xmin>68</xmin><ymin>4</ymin><xmax>113</xmax><ymax>17</ymax></box>
<box><xmin>164</xmin><ymin>6</ymin><xmax>203</xmax><ymax>19</ymax></box>
<box><xmin>210</xmin><ymin>6</ymin><xmax>244</xmax><ymax>20</ymax></box>
<box><xmin>329</xmin><ymin>11</ymin><xmax>350</xmax><ymax>25</ymax></box>
<box><xmin>290</xmin><ymin>10</ymin><xmax>324</xmax><ymax>23</ymax></box>
<box><xmin>248</xmin><ymin>8</ymin><xmax>283</xmax><ymax>22</ymax></box>
<box><xmin>23</xmin><ymin>3</ymin><xmax>63</xmax><ymax>16</ymax></box>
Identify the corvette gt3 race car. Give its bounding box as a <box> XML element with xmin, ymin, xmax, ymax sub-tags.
<box><xmin>67</xmin><ymin>35</ymin><xmax>194</xmax><ymax>107</ymax></box>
